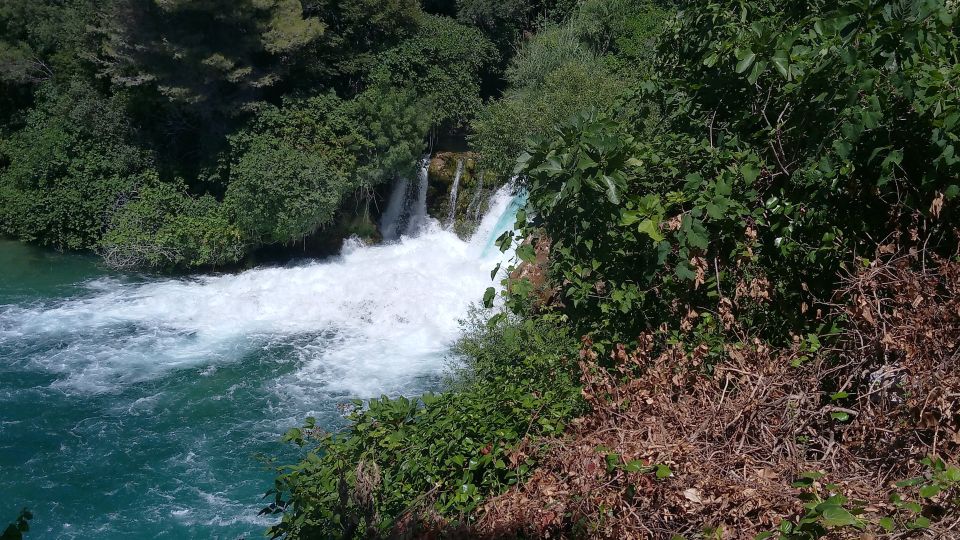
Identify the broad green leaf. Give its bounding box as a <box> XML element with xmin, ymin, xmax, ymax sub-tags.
<box><xmin>516</xmin><ymin>244</ymin><xmax>536</xmax><ymax>263</ymax></box>
<box><xmin>747</xmin><ymin>59</ymin><xmax>767</xmax><ymax>84</ymax></box>
<box><xmin>896</xmin><ymin>477</ymin><xmax>924</xmax><ymax>488</ymax></box>
<box><xmin>482</xmin><ymin>287</ymin><xmax>496</xmax><ymax>308</ymax></box>
<box><xmin>771</xmin><ymin>50</ymin><xmax>790</xmax><ymax>79</ymax></box>
<box><xmin>819</xmin><ymin>505</ymin><xmax>859</xmax><ymax>527</ymax></box>
<box><xmin>736</xmin><ymin>52</ymin><xmax>757</xmax><ymax>74</ymax></box>
<box><xmin>741</xmin><ymin>163</ymin><xmax>760</xmax><ymax>185</ymax></box>
<box><xmin>675</xmin><ymin>261</ymin><xmax>696</xmax><ymax>281</ymax></box>
<box><xmin>638</xmin><ymin>219</ymin><xmax>664</xmax><ymax>242</ymax></box>
<box><xmin>601</xmin><ymin>175</ymin><xmax>620</xmax><ymax>204</ymax></box>
<box><xmin>495</xmin><ymin>231</ymin><xmax>512</xmax><ymax>253</ymax></box>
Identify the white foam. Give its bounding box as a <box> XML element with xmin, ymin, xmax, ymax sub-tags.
<box><xmin>0</xmin><ymin>188</ymin><xmax>520</xmax><ymax>397</ymax></box>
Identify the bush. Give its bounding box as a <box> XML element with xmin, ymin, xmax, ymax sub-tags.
<box><xmin>100</xmin><ymin>180</ymin><xmax>244</xmax><ymax>270</ymax></box>
<box><xmin>501</xmin><ymin>0</ymin><xmax>960</xmax><ymax>343</ymax></box>
<box><xmin>264</xmin><ymin>312</ymin><xmax>583</xmax><ymax>538</ymax></box>
<box><xmin>371</xmin><ymin>14</ymin><xmax>499</xmax><ymax>128</ymax></box>
<box><xmin>0</xmin><ymin>81</ymin><xmax>155</xmax><ymax>250</ymax></box>
<box><xmin>225</xmin><ymin>136</ymin><xmax>350</xmax><ymax>246</ymax></box>
<box><xmin>470</xmin><ymin>0</ymin><xmax>667</xmax><ymax>177</ymax></box>
<box><xmin>348</xmin><ymin>85</ymin><xmax>432</xmax><ymax>185</ymax></box>
<box><xmin>471</xmin><ymin>59</ymin><xmax>621</xmax><ymax>178</ymax></box>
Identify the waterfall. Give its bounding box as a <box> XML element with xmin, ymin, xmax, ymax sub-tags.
<box><xmin>467</xmin><ymin>171</ymin><xmax>485</xmax><ymax>223</ymax></box>
<box><xmin>380</xmin><ymin>156</ymin><xmax>431</xmax><ymax>241</ymax></box>
<box><xmin>0</xmin><ymin>186</ymin><xmax>521</xmax><ymax>396</ymax></box>
<box><xmin>0</xmin><ymin>187</ymin><xmax>523</xmax><ymax>538</ymax></box>
<box><xmin>409</xmin><ymin>156</ymin><xmax>430</xmax><ymax>234</ymax></box>
<box><xmin>379</xmin><ymin>177</ymin><xmax>409</xmax><ymax>241</ymax></box>
<box><xmin>445</xmin><ymin>159</ymin><xmax>464</xmax><ymax>228</ymax></box>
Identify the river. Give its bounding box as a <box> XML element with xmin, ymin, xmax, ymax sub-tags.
<box><xmin>0</xmin><ymin>188</ymin><xmax>521</xmax><ymax>539</ymax></box>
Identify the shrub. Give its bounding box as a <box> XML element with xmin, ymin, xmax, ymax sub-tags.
<box><xmin>100</xmin><ymin>179</ymin><xmax>245</xmax><ymax>270</ymax></box>
<box><xmin>502</xmin><ymin>0</ymin><xmax>960</xmax><ymax>343</ymax></box>
<box><xmin>225</xmin><ymin>136</ymin><xmax>350</xmax><ymax>246</ymax></box>
<box><xmin>371</xmin><ymin>14</ymin><xmax>499</xmax><ymax>128</ymax></box>
<box><xmin>469</xmin><ymin>0</ymin><xmax>667</xmax><ymax>178</ymax></box>
<box><xmin>0</xmin><ymin>81</ymin><xmax>155</xmax><ymax>250</ymax></box>
<box><xmin>264</xmin><ymin>312</ymin><xmax>583</xmax><ymax>538</ymax></box>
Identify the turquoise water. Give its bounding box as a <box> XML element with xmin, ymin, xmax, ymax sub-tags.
<box><xmin>0</xmin><ymin>189</ymin><xmax>518</xmax><ymax>539</ymax></box>
<box><xmin>0</xmin><ymin>241</ymin><xmax>317</xmax><ymax>538</ymax></box>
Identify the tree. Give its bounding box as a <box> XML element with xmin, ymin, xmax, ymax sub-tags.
<box><xmin>0</xmin><ymin>81</ymin><xmax>155</xmax><ymax>250</ymax></box>
<box><xmin>293</xmin><ymin>0</ymin><xmax>421</xmax><ymax>90</ymax></box>
<box><xmin>100</xmin><ymin>0</ymin><xmax>325</xmax><ymax>118</ymax></box>
<box><xmin>100</xmin><ymin>178</ymin><xmax>245</xmax><ymax>269</ymax></box>
<box><xmin>371</xmin><ymin>14</ymin><xmax>498</xmax><ymax>129</ymax></box>
<box><xmin>0</xmin><ymin>0</ymin><xmax>100</xmax><ymax>122</ymax></box>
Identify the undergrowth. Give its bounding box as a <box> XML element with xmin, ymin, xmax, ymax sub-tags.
<box><xmin>262</xmin><ymin>312</ymin><xmax>583</xmax><ymax>538</ymax></box>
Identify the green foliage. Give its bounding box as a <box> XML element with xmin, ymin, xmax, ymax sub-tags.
<box><xmin>0</xmin><ymin>0</ymin><xmax>99</xmax><ymax>121</ymax></box>
<box><xmin>757</xmin><ymin>472</ymin><xmax>865</xmax><ymax>539</ymax></box>
<box><xmin>264</xmin><ymin>312</ymin><xmax>583</xmax><ymax>538</ymax></box>
<box><xmin>507</xmin><ymin>24</ymin><xmax>595</xmax><ymax>90</ymax></box>
<box><xmin>372</xmin><ymin>14</ymin><xmax>498</xmax><ymax>128</ymax></box>
<box><xmin>0</xmin><ymin>81</ymin><xmax>155</xmax><ymax>251</ymax></box>
<box><xmin>883</xmin><ymin>457</ymin><xmax>960</xmax><ymax>532</ymax></box>
<box><xmin>508</xmin><ymin>0</ymin><xmax>960</xmax><ymax>343</ymax></box>
<box><xmin>348</xmin><ymin>86</ymin><xmax>432</xmax><ymax>184</ymax></box>
<box><xmin>296</xmin><ymin>0</ymin><xmax>421</xmax><ymax>83</ymax></box>
<box><xmin>222</xmin><ymin>91</ymin><xmax>429</xmax><ymax>248</ymax></box>
<box><xmin>0</xmin><ymin>0</ymin><xmax>519</xmax><ymax>269</ymax></box>
<box><xmin>100</xmin><ymin>179</ymin><xmax>245</xmax><ymax>270</ymax></box>
<box><xmin>101</xmin><ymin>0</ymin><xmax>325</xmax><ymax>115</ymax></box>
<box><xmin>472</xmin><ymin>59</ymin><xmax>622</xmax><ymax>177</ymax></box>
<box><xmin>456</xmin><ymin>0</ymin><xmax>580</xmax><ymax>72</ymax></box>
<box><xmin>225</xmin><ymin>137</ymin><xmax>349</xmax><ymax>246</ymax></box>
<box><xmin>1</xmin><ymin>509</ymin><xmax>31</xmax><ymax>540</ymax></box>
<box><xmin>470</xmin><ymin>0</ymin><xmax>668</xmax><ymax>177</ymax></box>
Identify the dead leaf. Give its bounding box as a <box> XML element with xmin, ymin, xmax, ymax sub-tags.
<box><xmin>931</xmin><ymin>191</ymin><xmax>945</xmax><ymax>218</ymax></box>
<box><xmin>683</xmin><ymin>488</ymin><xmax>703</xmax><ymax>504</ymax></box>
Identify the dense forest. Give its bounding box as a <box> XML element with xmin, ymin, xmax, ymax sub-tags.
<box><xmin>3</xmin><ymin>0</ymin><xmax>960</xmax><ymax>538</ymax></box>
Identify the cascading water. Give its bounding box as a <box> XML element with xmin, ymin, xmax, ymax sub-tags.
<box><xmin>469</xmin><ymin>171</ymin><xmax>486</xmax><ymax>222</ymax></box>
<box><xmin>379</xmin><ymin>177</ymin><xmax>409</xmax><ymax>241</ymax></box>
<box><xmin>0</xmin><ymin>187</ymin><xmax>521</xmax><ymax>539</ymax></box>
<box><xmin>380</xmin><ymin>156</ymin><xmax>431</xmax><ymax>241</ymax></box>
<box><xmin>408</xmin><ymin>156</ymin><xmax>430</xmax><ymax>235</ymax></box>
<box><xmin>445</xmin><ymin>158</ymin><xmax>464</xmax><ymax>228</ymax></box>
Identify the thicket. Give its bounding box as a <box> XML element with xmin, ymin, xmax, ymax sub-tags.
<box><xmin>270</xmin><ymin>0</ymin><xmax>960</xmax><ymax>537</ymax></box>
<box><xmin>262</xmin><ymin>313</ymin><xmax>584</xmax><ymax>538</ymax></box>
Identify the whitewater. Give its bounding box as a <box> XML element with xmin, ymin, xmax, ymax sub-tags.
<box><xmin>0</xmin><ymin>187</ymin><xmax>521</xmax><ymax>538</ymax></box>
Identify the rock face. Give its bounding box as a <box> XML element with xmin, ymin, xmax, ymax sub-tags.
<box><xmin>426</xmin><ymin>151</ymin><xmax>499</xmax><ymax>238</ymax></box>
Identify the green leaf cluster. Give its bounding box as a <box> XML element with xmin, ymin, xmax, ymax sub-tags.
<box><xmin>510</xmin><ymin>0</ymin><xmax>960</xmax><ymax>343</ymax></box>
<box><xmin>264</xmin><ymin>313</ymin><xmax>583</xmax><ymax>538</ymax></box>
